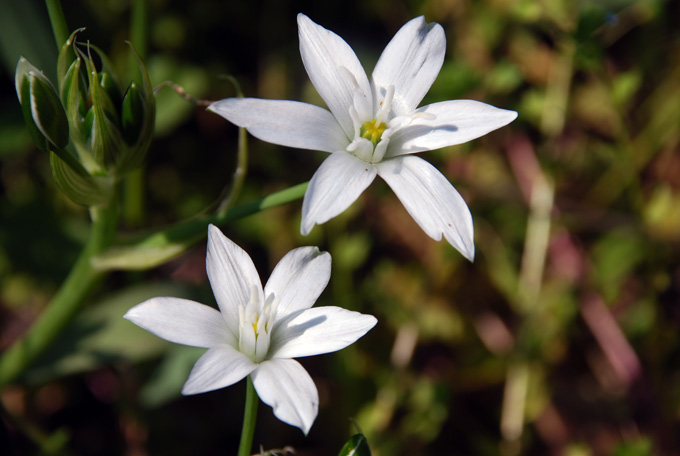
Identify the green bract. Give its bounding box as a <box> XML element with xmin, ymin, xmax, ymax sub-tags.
<box><xmin>15</xmin><ymin>57</ymin><xmax>70</xmax><ymax>152</ymax></box>
<box><xmin>337</xmin><ymin>433</ymin><xmax>372</xmax><ymax>456</ymax></box>
<box><xmin>14</xmin><ymin>28</ymin><xmax>156</xmax><ymax>206</ymax></box>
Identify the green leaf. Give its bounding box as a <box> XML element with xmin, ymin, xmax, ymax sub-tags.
<box><xmin>92</xmin><ymin>233</ymin><xmax>203</xmax><ymax>271</ymax></box>
<box><xmin>138</xmin><ymin>345</ymin><xmax>204</xmax><ymax>408</ymax></box>
<box><xmin>21</xmin><ymin>282</ymin><xmax>200</xmax><ymax>385</ymax></box>
<box><xmin>338</xmin><ymin>434</ymin><xmax>371</xmax><ymax>456</ymax></box>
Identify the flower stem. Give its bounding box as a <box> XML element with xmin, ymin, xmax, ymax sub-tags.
<box><xmin>0</xmin><ymin>198</ymin><xmax>117</xmax><ymax>389</ymax></box>
<box><xmin>45</xmin><ymin>0</ymin><xmax>69</xmax><ymax>49</ymax></box>
<box><xmin>217</xmin><ymin>77</ymin><xmax>247</xmax><ymax>215</ymax></box>
<box><xmin>92</xmin><ymin>181</ymin><xmax>310</xmax><ymax>271</ymax></box>
<box><xmin>122</xmin><ymin>0</ymin><xmax>148</xmax><ymax>227</ymax></box>
<box><xmin>237</xmin><ymin>376</ymin><xmax>258</xmax><ymax>456</ymax></box>
<box><xmin>216</xmin><ymin>126</ymin><xmax>248</xmax><ymax>214</ymax></box>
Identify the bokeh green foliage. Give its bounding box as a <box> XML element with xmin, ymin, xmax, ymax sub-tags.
<box><xmin>1</xmin><ymin>0</ymin><xmax>679</xmax><ymax>455</ymax></box>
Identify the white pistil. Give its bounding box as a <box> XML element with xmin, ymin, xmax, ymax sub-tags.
<box><xmin>238</xmin><ymin>286</ymin><xmax>279</xmax><ymax>363</ymax></box>
<box><xmin>375</xmin><ymin>85</ymin><xmax>395</xmax><ymax>123</ymax></box>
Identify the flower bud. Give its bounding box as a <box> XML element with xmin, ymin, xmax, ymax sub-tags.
<box><xmin>338</xmin><ymin>434</ymin><xmax>372</xmax><ymax>456</ymax></box>
<box><xmin>56</xmin><ymin>30</ymin><xmax>155</xmax><ymax>177</ymax></box>
<box><xmin>14</xmin><ymin>28</ymin><xmax>157</xmax><ymax>207</ymax></box>
<box><xmin>114</xmin><ymin>43</ymin><xmax>156</xmax><ymax>175</ymax></box>
<box><xmin>98</xmin><ymin>72</ymin><xmax>123</xmax><ymax>112</ymax></box>
<box><xmin>121</xmin><ymin>81</ymin><xmax>144</xmax><ymax>145</ymax></box>
<box><xmin>15</xmin><ymin>57</ymin><xmax>70</xmax><ymax>151</ymax></box>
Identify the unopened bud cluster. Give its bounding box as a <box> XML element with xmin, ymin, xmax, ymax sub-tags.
<box><xmin>15</xmin><ymin>29</ymin><xmax>155</xmax><ymax>206</ymax></box>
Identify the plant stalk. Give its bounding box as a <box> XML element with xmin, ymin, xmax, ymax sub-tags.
<box><xmin>0</xmin><ymin>198</ymin><xmax>117</xmax><ymax>389</ymax></box>
<box><xmin>237</xmin><ymin>376</ymin><xmax>258</xmax><ymax>456</ymax></box>
<box><xmin>45</xmin><ymin>0</ymin><xmax>69</xmax><ymax>49</ymax></box>
<box><xmin>122</xmin><ymin>0</ymin><xmax>148</xmax><ymax>227</ymax></box>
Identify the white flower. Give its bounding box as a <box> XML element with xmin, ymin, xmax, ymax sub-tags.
<box><xmin>209</xmin><ymin>14</ymin><xmax>517</xmax><ymax>260</ymax></box>
<box><xmin>124</xmin><ymin>225</ymin><xmax>377</xmax><ymax>434</ymax></box>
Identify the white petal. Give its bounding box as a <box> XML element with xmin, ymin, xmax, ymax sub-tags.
<box><xmin>182</xmin><ymin>345</ymin><xmax>256</xmax><ymax>395</ymax></box>
<box><xmin>251</xmin><ymin>358</ymin><xmax>318</xmax><ymax>435</ymax></box>
<box><xmin>208</xmin><ymin>98</ymin><xmax>349</xmax><ymax>152</ymax></box>
<box><xmin>264</xmin><ymin>247</ymin><xmax>331</xmax><ymax>317</ymax></box>
<box><xmin>371</xmin><ymin>17</ymin><xmax>446</xmax><ymax>117</ymax></box>
<box><xmin>377</xmin><ymin>155</ymin><xmax>475</xmax><ymax>260</ymax></box>
<box><xmin>301</xmin><ymin>152</ymin><xmax>377</xmax><ymax>235</ymax></box>
<box><xmin>387</xmin><ymin>100</ymin><xmax>518</xmax><ymax>156</ymax></box>
<box><xmin>124</xmin><ymin>297</ymin><xmax>232</xmax><ymax>348</ymax></box>
<box><xmin>298</xmin><ymin>14</ymin><xmax>372</xmax><ymax>139</ymax></box>
<box><xmin>206</xmin><ymin>225</ymin><xmax>263</xmax><ymax>337</ymax></box>
<box><xmin>270</xmin><ymin>307</ymin><xmax>377</xmax><ymax>359</ymax></box>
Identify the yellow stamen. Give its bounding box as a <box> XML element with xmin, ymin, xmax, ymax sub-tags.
<box><xmin>360</xmin><ymin>118</ymin><xmax>387</xmax><ymax>146</ymax></box>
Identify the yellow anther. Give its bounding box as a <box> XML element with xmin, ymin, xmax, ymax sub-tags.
<box><xmin>360</xmin><ymin>119</ymin><xmax>387</xmax><ymax>146</ymax></box>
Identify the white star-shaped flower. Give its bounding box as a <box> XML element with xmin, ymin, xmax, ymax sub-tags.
<box><xmin>124</xmin><ymin>225</ymin><xmax>377</xmax><ymax>434</ymax></box>
<box><xmin>209</xmin><ymin>14</ymin><xmax>517</xmax><ymax>260</ymax></box>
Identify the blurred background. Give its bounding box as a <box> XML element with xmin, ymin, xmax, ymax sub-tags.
<box><xmin>1</xmin><ymin>0</ymin><xmax>679</xmax><ymax>454</ymax></box>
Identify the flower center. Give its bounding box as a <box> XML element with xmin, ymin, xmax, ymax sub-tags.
<box><xmin>239</xmin><ymin>287</ymin><xmax>278</xmax><ymax>363</ymax></box>
<box><xmin>346</xmin><ymin>85</ymin><xmax>398</xmax><ymax>164</ymax></box>
<box><xmin>360</xmin><ymin>118</ymin><xmax>387</xmax><ymax>147</ymax></box>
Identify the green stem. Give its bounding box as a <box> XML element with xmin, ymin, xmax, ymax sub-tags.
<box><xmin>217</xmin><ymin>77</ymin><xmax>247</xmax><ymax>215</ymax></box>
<box><xmin>147</xmin><ymin>181</ymin><xmax>308</xmax><ymax>246</ymax></box>
<box><xmin>123</xmin><ymin>168</ymin><xmax>145</xmax><ymax>226</ymax></box>
<box><xmin>0</xmin><ymin>198</ymin><xmax>117</xmax><ymax>389</ymax></box>
<box><xmin>93</xmin><ymin>182</ymin><xmax>309</xmax><ymax>271</ymax></box>
<box><xmin>122</xmin><ymin>0</ymin><xmax>148</xmax><ymax>227</ymax></box>
<box><xmin>238</xmin><ymin>376</ymin><xmax>258</xmax><ymax>456</ymax></box>
<box><xmin>45</xmin><ymin>0</ymin><xmax>69</xmax><ymax>49</ymax></box>
<box><xmin>129</xmin><ymin>0</ymin><xmax>147</xmax><ymax>60</ymax></box>
<box><xmin>216</xmin><ymin>126</ymin><xmax>248</xmax><ymax>215</ymax></box>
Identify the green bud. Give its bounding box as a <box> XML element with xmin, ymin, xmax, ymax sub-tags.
<box><xmin>114</xmin><ymin>42</ymin><xmax>156</xmax><ymax>175</ymax></box>
<box><xmin>16</xmin><ymin>60</ymin><xmax>50</xmax><ymax>152</ymax></box>
<box><xmin>15</xmin><ymin>57</ymin><xmax>70</xmax><ymax>150</ymax></box>
<box><xmin>61</xmin><ymin>56</ymin><xmax>103</xmax><ymax>174</ymax></box>
<box><xmin>338</xmin><ymin>434</ymin><xmax>371</xmax><ymax>456</ymax></box>
<box><xmin>30</xmin><ymin>73</ymin><xmax>70</xmax><ymax>149</ymax></box>
<box><xmin>15</xmin><ymin>28</ymin><xmax>148</xmax><ymax>207</ymax></box>
<box><xmin>82</xmin><ymin>107</ymin><xmax>95</xmax><ymax>139</ymax></box>
<box><xmin>60</xmin><ymin>57</ymin><xmax>86</xmax><ymax>111</ymax></box>
<box><xmin>57</xmin><ymin>28</ymin><xmax>85</xmax><ymax>88</ymax></box>
<box><xmin>77</xmin><ymin>45</ymin><xmax>124</xmax><ymax>170</ymax></box>
<box><xmin>121</xmin><ymin>82</ymin><xmax>145</xmax><ymax>145</ymax></box>
<box><xmin>98</xmin><ymin>72</ymin><xmax>122</xmax><ymax>112</ymax></box>
<box><xmin>24</xmin><ymin>28</ymin><xmax>156</xmax><ymax>188</ymax></box>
